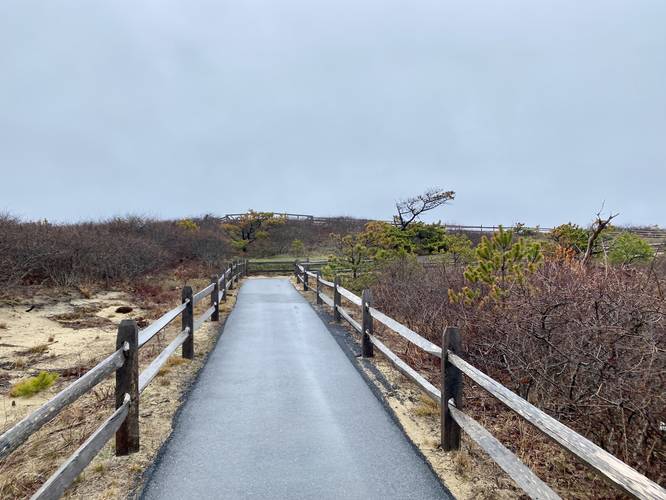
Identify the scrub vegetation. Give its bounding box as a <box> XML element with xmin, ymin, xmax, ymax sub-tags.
<box><xmin>306</xmin><ymin>192</ymin><xmax>665</xmax><ymax>495</ymax></box>
<box><xmin>1</xmin><ymin>190</ymin><xmax>664</xmax><ymax>497</ymax></box>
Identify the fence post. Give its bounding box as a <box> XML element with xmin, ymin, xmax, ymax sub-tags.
<box><xmin>229</xmin><ymin>262</ymin><xmax>234</xmax><ymax>290</ymax></box>
<box><xmin>115</xmin><ymin>319</ymin><xmax>139</xmax><ymax>455</ymax></box>
<box><xmin>211</xmin><ymin>274</ymin><xmax>219</xmax><ymax>321</ymax></box>
<box><xmin>361</xmin><ymin>289</ymin><xmax>374</xmax><ymax>357</ymax></box>
<box><xmin>333</xmin><ymin>276</ymin><xmax>341</xmax><ymax>321</ymax></box>
<box><xmin>303</xmin><ymin>266</ymin><xmax>309</xmax><ymax>291</ymax></box>
<box><xmin>221</xmin><ymin>269</ymin><xmax>227</xmax><ymax>302</ymax></box>
<box><xmin>316</xmin><ymin>271</ymin><xmax>322</xmax><ymax>305</ymax></box>
<box><xmin>182</xmin><ymin>286</ymin><xmax>194</xmax><ymax>359</ymax></box>
<box><xmin>441</xmin><ymin>326</ymin><xmax>462</xmax><ymax>451</ymax></box>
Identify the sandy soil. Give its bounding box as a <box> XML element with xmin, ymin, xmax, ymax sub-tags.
<box><xmin>0</xmin><ymin>283</ymin><xmax>239</xmax><ymax>499</ymax></box>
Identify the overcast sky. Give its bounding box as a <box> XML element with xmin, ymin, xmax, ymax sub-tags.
<box><xmin>1</xmin><ymin>0</ymin><xmax>664</xmax><ymax>227</ymax></box>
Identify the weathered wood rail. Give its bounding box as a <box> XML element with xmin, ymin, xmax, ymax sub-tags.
<box><xmin>246</xmin><ymin>259</ymin><xmax>328</xmax><ymax>275</ymax></box>
<box><xmin>295</xmin><ymin>264</ymin><xmax>666</xmax><ymax>500</ymax></box>
<box><xmin>0</xmin><ymin>260</ymin><xmax>248</xmax><ymax>499</ymax></box>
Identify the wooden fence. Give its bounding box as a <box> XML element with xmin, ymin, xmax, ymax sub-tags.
<box><xmin>0</xmin><ymin>260</ymin><xmax>248</xmax><ymax>500</ymax></box>
<box><xmin>246</xmin><ymin>259</ymin><xmax>328</xmax><ymax>275</ymax></box>
<box><xmin>294</xmin><ymin>264</ymin><xmax>666</xmax><ymax>500</ymax></box>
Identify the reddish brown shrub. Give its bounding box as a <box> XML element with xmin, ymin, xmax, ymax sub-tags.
<box><xmin>372</xmin><ymin>256</ymin><xmax>666</xmax><ymax>486</ymax></box>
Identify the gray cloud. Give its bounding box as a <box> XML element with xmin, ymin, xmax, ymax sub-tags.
<box><xmin>1</xmin><ymin>0</ymin><xmax>664</xmax><ymax>226</ymax></box>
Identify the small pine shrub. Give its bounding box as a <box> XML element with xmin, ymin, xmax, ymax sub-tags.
<box><xmin>609</xmin><ymin>232</ymin><xmax>654</xmax><ymax>265</ymax></box>
<box><xmin>10</xmin><ymin>371</ymin><xmax>59</xmax><ymax>397</ymax></box>
<box><xmin>176</xmin><ymin>219</ymin><xmax>199</xmax><ymax>231</ymax></box>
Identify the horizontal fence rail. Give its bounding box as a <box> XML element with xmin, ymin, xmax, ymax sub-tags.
<box><xmin>0</xmin><ymin>347</ymin><xmax>127</xmax><ymax>460</ymax></box>
<box><xmin>138</xmin><ymin>302</ymin><xmax>188</xmax><ymax>348</ymax></box>
<box><xmin>31</xmin><ymin>394</ymin><xmax>131</xmax><ymax>500</ymax></box>
<box><xmin>248</xmin><ymin>259</ymin><xmax>328</xmax><ymax>275</ymax></box>
<box><xmin>0</xmin><ymin>259</ymin><xmax>248</xmax><ymax>499</ymax></box>
<box><xmin>293</xmin><ymin>265</ymin><xmax>666</xmax><ymax>500</ymax></box>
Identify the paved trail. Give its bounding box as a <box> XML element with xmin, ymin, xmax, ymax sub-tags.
<box><xmin>142</xmin><ymin>278</ymin><xmax>450</xmax><ymax>500</ymax></box>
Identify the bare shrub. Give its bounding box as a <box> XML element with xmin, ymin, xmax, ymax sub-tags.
<box><xmin>371</xmin><ymin>256</ymin><xmax>666</xmax><ymax>487</ymax></box>
<box><xmin>0</xmin><ymin>215</ymin><xmax>233</xmax><ymax>288</ymax></box>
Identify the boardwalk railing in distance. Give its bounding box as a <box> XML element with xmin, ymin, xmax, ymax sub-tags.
<box><xmin>294</xmin><ymin>264</ymin><xmax>666</xmax><ymax>500</ymax></box>
<box><xmin>0</xmin><ymin>259</ymin><xmax>248</xmax><ymax>500</ymax></box>
<box><xmin>247</xmin><ymin>258</ymin><xmax>328</xmax><ymax>275</ymax></box>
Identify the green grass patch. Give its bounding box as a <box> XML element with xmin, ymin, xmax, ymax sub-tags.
<box><xmin>10</xmin><ymin>371</ymin><xmax>59</xmax><ymax>398</ymax></box>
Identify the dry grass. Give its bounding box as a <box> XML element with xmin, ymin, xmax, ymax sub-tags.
<box><xmin>22</xmin><ymin>344</ymin><xmax>49</xmax><ymax>355</ymax></box>
<box><xmin>165</xmin><ymin>357</ymin><xmax>186</xmax><ymax>368</ymax></box>
<box><xmin>413</xmin><ymin>394</ymin><xmax>439</xmax><ymax>417</ymax></box>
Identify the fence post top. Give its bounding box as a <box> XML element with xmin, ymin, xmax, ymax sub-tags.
<box><xmin>181</xmin><ymin>285</ymin><xmax>193</xmax><ymax>300</ymax></box>
<box><xmin>442</xmin><ymin>326</ymin><xmax>461</xmax><ymax>350</ymax></box>
<box><xmin>362</xmin><ymin>289</ymin><xmax>372</xmax><ymax>305</ymax></box>
<box><xmin>118</xmin><ymin>318</ymin><xmax>138</xmax><ymax>330</ymax></box>
<box><xmin>334</xmin><ymin>275</ymin><xmax>340</xmax><ymax>285</ymax></box>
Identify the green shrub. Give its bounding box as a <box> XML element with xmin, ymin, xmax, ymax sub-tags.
<box><xmin>450</xmin><ymin>226</ymin><xmax>543</xmax><ymax>302</ymax></box>
<box><xmin>551</xmin><ymin>223</ymin><xmax>589</xmax><ymax>253</ymax></box>
<box><xmin>290</xmin><ymin>239</ymin><xmax>305</xmax><ymax>258</ymax></box>
<box><xmin>10</xmin><ymin>371</ymin><xmax>59</xmax><ymax>397</ymax></box>
<box><xmin>609</xmin><ymin>233</ymin><xmax>654</xmax><ymax>265</ymax></box>
<box><xmin>175</xmin><ymin>219</ymin><xmax>199</xmax><ymax>231</ymax></box>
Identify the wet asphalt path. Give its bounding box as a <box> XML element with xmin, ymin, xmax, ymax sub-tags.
<box><xmin>142</xmin><ymin>278</ymin><xmax>450</xmax><ymax>500</ymax></box>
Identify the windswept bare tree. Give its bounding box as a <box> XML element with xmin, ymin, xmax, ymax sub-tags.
<box><xmin>582</xmin><ymin>209</ymin><xmax>619</xmax><ymax>266</ymax></box>
<box><xmin>394</xmin><ymin>188</ymin><xmax>455</xmax><ymax>230</ymax></box>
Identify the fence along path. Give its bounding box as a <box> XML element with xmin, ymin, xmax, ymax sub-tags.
<box><xmin>295</xmin><ymin>264</ymin><xmax>666</xmax><ymax>500</ymax></box>
<box><xmin>0</xmin><ymin>260</ymin><xmax>248</xmax><ymax>500</ymax></box>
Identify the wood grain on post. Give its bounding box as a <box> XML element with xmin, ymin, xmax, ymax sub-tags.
<box><xmin>361</xmin><ymin>289</ymin><xmax>374</xmax><ymax>357</ymax></box>
<box><xmin>316</xmin><ymin>271</ymin><xmax>323</xmax><ymax>305</ymax></box>
<box><xmin>115</xmin><ymin>320</ymin><xmax>139</xmax><ymax>455</ymax></box>
<box><xmin>441</xmin><ymin>326</ymin><xmax>462</xmax><ymax>451</ymax></box>
<box><xmin>333</xmin><ymin>276</ymin><xmax>341</xmax><ymax>321</ymax></box>
<box><xmin>211</xmin><ymin>275</ymin><xmax>219</xmax><ymax>321</ymax></box>
<box><xmin>181</xmin><ymin>286</ymin><xmax>194</xmax><ymax>359</ymax></box>
<box><xmin>303</xmin><ymin>265</ymin><xmax>309</xmax><ymax>291</ymax></box>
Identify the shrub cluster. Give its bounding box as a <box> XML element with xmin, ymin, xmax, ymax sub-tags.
<box><xmin>0</xmin><ymin>214</ymin><xmax>232</xmax><ymax>287</ymax></box>
<box><xmin>371</xmin><ymin>254</ymin><xmax>665</xmax><ymax>485</ymax></box>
